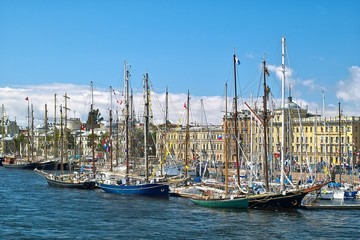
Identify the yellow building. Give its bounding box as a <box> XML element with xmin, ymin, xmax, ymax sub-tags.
<box><xmin>156</xmin><ymin>97</ymin><xmax>360</xmax><ymax>172</ymax></box>
<box><xmin>155</xmin><ymin>124</ymin><xmax>224</xmax><ymax>168</ymax></box>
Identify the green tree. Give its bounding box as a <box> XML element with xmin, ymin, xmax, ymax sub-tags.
<box><xmin>65</xmin><ymin>128</ymin><xmax>75</xmax><ymax>150</ymax></box>
<box><xmin>85</xmin><ymin>109</ymin><xmax>104</xmax><ymax>130</ymax></box>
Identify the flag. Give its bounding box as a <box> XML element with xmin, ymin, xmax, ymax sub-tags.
<box><xmin>81</xmin><ymin>124</ymin><xmax>85</xmax><ymax>131</ymax></box>
<box><xmin>235</xmin><ymin>56</ymin><xmax>241</xmax><ymax>65</ymax></box>
<box><xmin>217</xmin><ymin>135</ymin><xmax>223</xmax><ymax>140</ymax></box>
<box><xmin>25</xmin><ymin>97</ymin><xmax>29</xmax><ymax>101</ymax></box>
<box><xmin>183</xmin><ymin>102</ymin><xmax>187</xmax><ymax>109</ymax></box>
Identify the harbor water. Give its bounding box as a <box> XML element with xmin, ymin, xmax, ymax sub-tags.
<box><xmin>0</xmin><ymin>167</ymin><xmax>359</xmax><ymax>240</ymax></box>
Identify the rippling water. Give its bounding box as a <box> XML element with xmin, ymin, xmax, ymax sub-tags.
<box><xmin>1</xmin><ymin>167</ymin><xmax>358</xmax><ymax>239</ymax></box>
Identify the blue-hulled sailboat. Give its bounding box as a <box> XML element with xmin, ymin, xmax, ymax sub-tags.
<box><xmin>99</xmin><ymin>65</ymin><xmax>169</xmax><ymax>196</ymax></box>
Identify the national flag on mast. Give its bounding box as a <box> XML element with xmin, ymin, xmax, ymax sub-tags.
<box><xmin>25</xmin><ymin>97</ymin><xmax>29</xmax><ymax>101</ymax></box>
<box><xmin>183</xmin><ymin>102</ymin><xmax>187</xmax><ymax>109</ymax></box>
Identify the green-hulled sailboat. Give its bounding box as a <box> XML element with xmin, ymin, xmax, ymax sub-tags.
<box><xmin>189</xmin><ymin>57</ymin><xmax>248</xmax><ymax>209</ymax></box>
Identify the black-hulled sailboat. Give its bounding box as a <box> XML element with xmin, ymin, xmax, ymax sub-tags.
<box><xmin>36</xmin><ymin>94</ymin><xmax>96</xmax><ymax>189</ymax></box>
<box><xmin>248</xmin><ymin>38</ymin><xmax>324</xmax><ymax>209</ymax></box>
<box><xmin>3</xmin><ymin>99</ymin><xmax>40</xmax><ymax>169</ymax></box>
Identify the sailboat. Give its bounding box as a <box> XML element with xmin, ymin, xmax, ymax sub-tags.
<box><xmin>248</xmin><ymin>38</ymin><xmax>325</xmax><ymax>209</ymax></box>
<box><xmin>189</xmin><ymin>61</ymin><xmax>248</xmax><ymax>209</ymax></box>
<box><xmin>3</xmin><ymin>99</ymin><xmax>40</xmax><ymax>169</ymax></box>
<box><xmin>98</xmin><ymin>67</ymin><xmax>169</xmax><ymax>196</ymax></box>
<box><xmin>35</xmin><ymin>93</ymin><xmax>96</xmax><ymax>189</ymax></box>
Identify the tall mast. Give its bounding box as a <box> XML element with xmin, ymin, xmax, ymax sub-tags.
<box><xmin>63</xmin><ymin>93</ymin><xmax>70</xmax><ymax>171</ymax></box>
<box><xmin>54</xmin><ymin>94</ymin><xmax>58</xmax><ymax>159</ymax></box>
<box><xmin>144</xmin><ymin>73</ymin><xmax>150</xmax><ymax>183</ymax></box>
<box><xmin>31</xmin><ymin>103</ymin><xmax>34</xmax><ymax>162</ymax></box>
<box><xmin>185</xmin><ymin>90</ymin><xmax>190</xmax><ymax>178</ymax></box>
<box><xmin>110</xmin><ymin>86</ymin><xmax>113</xmax><ymax>172</ymax></box>
<box><xmin>1</xmin><ymin>105</ymin><xmax>5</xmax><ymax>156</ymax></box>
<box><xmin>233</xmin><ymin>53</ymin><xmax>241</xmax><ymax>187</ymax></box>
<box><xmin>200</xmin><ymin>99</ymin><xmax>203</xmax><ymax>178</ymax></box>
<box><xmin>124</xmin><ymin>62</ymin><xmax>130</xmax><ymax>177</ymax></box>
<box><xmin>165</xmin><ymin>86</ymin><xmax>169</xmax><ymax>127</ymax></box>
<box><xmin>44</xmin><ymin>104</ymin><xmax>48</xmax><ymax>161</ymax></box>
<box><xmin>26</xmin><ymin>97</ymin><xmax>30</xmax><ymax>162</ymax></box>
<box><xmin>90</xmin><ymin>82</ymin><xmax>95</xmax><ymax>174</ymax></box>
<box><xmin>338</xmin><ymin>102</ymin><xmax>342</xmax><ymax>183</ymax></box>
<box><xmin>60</xmin><ymin>105</ymin><xmax>64</xmax><ymax>175</ymax></box>
<box><xmin>280</xmin><ymin>37</ymin><xmax>286</xmax><ymax>191</ymax></box>
<box><xmin>225</xmin><ymin>83</ymin><xmax>229</xmax><ymax>196</ymax></box>
<box><xmin>116</xmin><ymin>109</ymin><xmax>119</xmax><ymax>167</ymax></box>
<box><xmin>262</xmin><ymin>60</ymin><xmax>270</xmax><ymax>192</ymax></box>
<box><xmin>322</xmin><ymin>90</ymin><xmax>327</xmax><ymax>172</ymax></box>
<box><xmin>161</xmin><ymin>86</ymin><xmax>169</xmax><ymax>176</ymax></box>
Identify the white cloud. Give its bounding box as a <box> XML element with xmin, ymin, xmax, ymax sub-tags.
<box><xmin>0</xmin><ymin>84</ymin><xmax>225</xmax><ymax>129</ymax></box>
<box><xmin>301</xmin><ymin>79</ymin><xmax>316</xmax><ymax>90</ymax></box>
<box><xmin>336</xmin><ymin>66</ymin><xmax>360</xmax><ymax>102</ymax></box>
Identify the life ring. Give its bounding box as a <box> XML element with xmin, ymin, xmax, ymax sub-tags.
<box><xmin>161</xmin><ymin>188</ymin><xmax>165</xmax><ymax>192</ymax></box>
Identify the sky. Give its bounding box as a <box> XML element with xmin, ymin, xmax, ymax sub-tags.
<box><xmin>0</xmin><ymin>0</ymin><xmax>359</xmax><ymax>129</ymax></box>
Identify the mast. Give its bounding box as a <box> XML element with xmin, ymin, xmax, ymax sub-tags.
<box><xmin>262</xmin><ymin>60</ymin><xmax>270</xmax><ymax>192</ymax></box>
<box><xmin>225</xmin><ymin>83</ymin><xmax>229</xmax><ymax>196</ymax></box>
<box><xmin>26</xmin><ymin>97</ymin><xmax>30</xmax><ymax>162</ymax></box>
<box><xmin>79</xmin><ymin>121</ymin><xmax>83</xmax><ymax>171</ymax></box>
<box><xmin>124</xmin><ymin>62</ymin><xmax>130</xmax><ymax>177</ymax></box>
<box><xmin>161</xmin><ymin>86</ymin><xmax>169</xmax><ymax>176</ymax></box>
<box><xmin>185</xmin><ymin>90</ymin><xmax>190</xmax><ymax>178</ymax></box>
<box><xmin>165</xmin><ymin>87</ymin><xmax>169</xmax><ymax>126</ymax></box>
<box><xmin>60</xmin><ymin>105</ymin><xmax>64</xmax><ymax>175</ymax></box>
<box><xmin>110</xmin><ymin>86</ymin><xmax>113</xmax><ymax>172</ymax></box>
<box><xmin>54</xmin><ymin>94</ymin><xmax>58</xmax><ymax>159</ymax></box>
<box><xmin>63</xmin><ymin>93</ymin><xmax>70</xmax><ymax>172</ymax></box>
<box><xmin>233</xmin><ymin>53</ymin><xmax>241</xmax><ymax>187</ymax></box>
<box><xmin>322</xmin><ymin>90</ymin><xmax>328</xmax><ymax>174</ymax></box>
<box><xmin>1</xmin><ymin>105</ymin><xmax>5</xmax><ymax>157</ymax></box>
<box><xmin>44</xmin><ymin>104</ymin><xmax>48</xmax><ymax>161</ymax></box>
<box><xmin>338</xmin><ymin>102</ymin><xmax>342</xmax><ymax>183</ymax></box>
<box><xmin>31</xmin><ymin>103</ymin><xmax>34</xmax><ymax>162</ymax></box>
<box><xmin>280</xmin><ymin>37</ymin><xmax>286</xmax><ymax>191</ymax></box>
<box><xmin>144</xmin><ymin>73</ymin><xmax>150</xmax><ymax>183</ymax></box>
<box><xmin>116</xmin><ymin>109</ymin><xmax>119</xmax><ymax>167</ymax></box>
<box><xmin>200</xmin><ymin>99</ymin><xmax>203</xmax><ymax>178</ymax></box>
<box><xmin>90</xmin><ymin>82</ymin><xmax>95</xmax><ymax>174</ymax></box>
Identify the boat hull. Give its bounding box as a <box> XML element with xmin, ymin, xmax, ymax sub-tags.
<box><xmin>46</xmin><ymin>177</ymin><xmax>96</xmax><ymax>189</ymax></box>
<box><xmin>99</xmin><ymin>183</ymin><xmax>169</xmax><ymax>196</ymax></box>
<box><xmin>190</xmin><ymin>197</ymin><xmax>249</xmax><ymax>209</ymax></box>
<box><xmin>248</xmin><ymin>191</ymin><xmax>308</xmax><ymax>209</ymax></box>
<box><xmin>2</xmin><ymin>162</ymin><xmax>39</xmax><ymax>170</ymax></box>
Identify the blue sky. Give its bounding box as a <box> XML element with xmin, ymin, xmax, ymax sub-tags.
<box><xmin>0</xmin><ymin>0</ymin><xmax>359</xmax><ymax>127</ymax></box>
